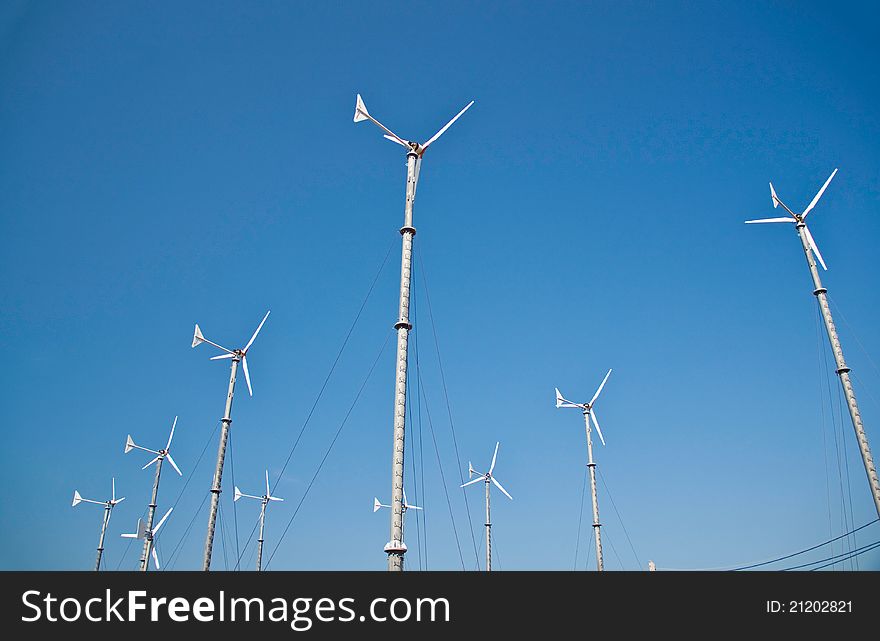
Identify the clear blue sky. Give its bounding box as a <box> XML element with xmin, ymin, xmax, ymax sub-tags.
<box><xmin>1</xmin><ymin>1</ymin><xmax>878</xmax><ymax>571</ymax></box>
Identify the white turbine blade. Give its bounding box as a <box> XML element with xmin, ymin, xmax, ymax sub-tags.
<box><xmin>590</xmin><ymin>410</ymin><xmax>606</xmax><ymax>446</ymax></box>
<box><xmin>489</xmin><ymin>442</ymin><xmax>500</xmax><ymax>475</ymax></box>
<box><xmin>166</xmin><ymin>454</ymin><xmax>183</xmax><ymax>477</ymax></box>
<box><xmin>802</xmin><ymin>168</ymin><xmax>838</xmax><ymax>218</ymax></box>
<box><xmin>406</xmin><ymin>504</ymin><xmax>423</xmax><ymax>510</ymax></box>
<box><xmin>589</xmin><ymin>369</ymin><xmax>612</xmax><ymax>406</ymax></box>
<box><xmin>421</xmin><ymin>100</ymin><xmax>474</xmax><ymax>152</ymax></box>
<box><xmin>460</xmin><ymin>477</ymin><xmax>484</xmax><ymax>488</ymax></box>
<box><xmin>72</xmin><ymin>490</ymin><xmax>82</xmax><ymax>507</ymax></box>
<box><xmin>265</xmin><ymin>470</ymin><xmax>271</xmax><ymax>498</ymax></box>
<box><xmin>192</xmin><ymin>323</ymin><xmax>205</xmax><ymax>348</ymax></box>
<box><xmin>491</xmin><ymin>476</ymin><xmax>513</xmax><ymax>501</ymax></box>
<box><xmin>141</xmin><ymin>456</ymin><xmax>160</xmax><ymax>470</ymax></box>
<box><xmin>113</xmin><ymin>496</ymin><xmax>126</xmax><ymax>505</ymax></box>
<box><xmin>234</xmin><ymin>486</ymin><xmax>243</xmax><ymax>502</ymax></box>
<box><xmin>383</xmin><ymin>134</ymin><xmax>409</xmax><ymax>148</ymax></box>
<box><xmin>242</xmin><ymin>355</ymin><xmax>253</xmax><ymax>396</ymax></box>
<box><xmin>112</xmin><ymin>477</ymin><xmax>116</xmax><ymax>502</ymax></box>
<box><xmin>153</xmin><ymin>508</ymin><xmax>173</xmax><ymax>535</ymax></box>
<box><xmin>268</xmin><ymin>496</ymin><xmax>284</xmax><ymax>502</ymax></box>
<box><xmin>803</xmin><ymin>225</ymin><xmax>828</xmax><ymax>270</ymax></box>
<box><xmin>744</xmin><ymin>217</ymin><xmax>796</xmax><ymax>224</ymax></box>
<box><xmin>151</xmin><ymin>546</ymin><xmax>160</xmax><ymax>570</ymax></box>
<box><xmin>165</xmin><ymin>416</ymin><xmax>178</xmax><ymax>451</ymax></box>
<box><xmin>373</xmin><ymin>497</ymin><xmax>382</xmax><ymax>513</ymax></box>
<box><xmin>210</xmin><ymin>353</ymin><xmax>234</xmax><ymax>361</ymax></box>
<box><xmin>412</xmin><ymin>155</ymin><xmax>422</xmax><ymax>201</ymax></box>
<box><xmin>769</xmin><ymin>182</ymin><xmax>780</xmax><ymax>208</ymax></box>
<box><xmin>244</xmin><ymin>310</ymin><xmax>270</xmax><ymax>353</ymax></box>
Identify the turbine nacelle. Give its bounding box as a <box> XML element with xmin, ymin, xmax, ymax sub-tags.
<box><xmin>120</xmin><ymin>508</ymin><xmax>173</xmax><ymax>570</ymax></box>
<box><xmin>72</xmin><ymin>478</ymin><xmax>125</xmax><ymax>508</ymax></box>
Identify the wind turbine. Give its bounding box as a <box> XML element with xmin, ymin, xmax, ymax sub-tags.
<box><xmin>192</xmin><ymin>310</ymin><xmax>270</xmax><ymax>571</ymax></box>
<box><xmin>121</xmin><ymin>507</ymin><xmax>173</xmax><ymax>571</ymax></box>
<box><xmin>354</xmin><ymin>93</ymin><xmax>474</xmax><ymax>571</ymax></box>
<box><xmin>555</xmin><ymin>369</ymin><xmax>612</xmax><ymax>571</ymax></box>
<box><xmin>124</xmin><ymin>416</ymin><xmax>182</xmax><ymax>572</ymax></box>
<box><xmin>233</xmin><ymin>470</ymin><xmax>284</xmax><ymax>572</ymax></box>
<box><xmin>746</xmin><ymin>169</ymin><xmax>880</xmax><ymax>518</ymax></box>
<box><xmin>460</xmin><ymin>442</ymin><xmax>513</xmax><ymax>572</ymax></box>
<box><xmin>72</xmin><ymin>478</ymin><xmax>125</xmax><ymax>571</ymax></box>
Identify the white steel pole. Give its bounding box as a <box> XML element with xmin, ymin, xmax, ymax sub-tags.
<box><xmin>385</xmin><ymin>149</ymin><xmax>418</xmax><ymax>571</ymax></box>
<box><xmin>795</xmin><ymin>222</ymin><xmax>880</xmax><ymax>518</ymax></box>
<box><xmin>140</xmin><ymin>456</ymin><xmax>164</xmax><ymax>572</ymax></box>
<box><xmin>584</xmin><ymin>410</ymin><xmax>604</xmax><ymax>571</ymax></box>
<box><xmin>94</xmin><ymin>504</ymin><xmax>111</xmax><ymax>571</ymax></box>
<box><xmin>256</xmin><ymin>499</ymin><xmax>267</xmax><ymax>572</ymax></box>
<box><xmin>203</xmin><ymin>356</ymin><xmax>240</xmax><ymax>570</ymax></box>
<box><xmin>485</xmin><ymin>478</ymin><xmax>492</xmax><ymax>572</ymax></box>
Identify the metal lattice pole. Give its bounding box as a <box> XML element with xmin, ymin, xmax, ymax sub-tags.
<box><xmin>203</xmin><ymin>356</ymin><xmax>240</xmax><ymax>570</ymax></box>
<box><xmin>140</xmin><ymin>457</ymin><xmax>164</xmax><ymax>572</ymax></box>
<box><xmin>385</xmin><ymin>150</ymin><xmax>418</xmax><ymax>571</ymax></box>
<box><xmin>256</xmin><ymin>499</ymin><xmax>267</xmax><ymax>572</ymax></box>
<box><xmin>796</xmin><ymin>222</ymin><xmax>880</xmax><ymax>518</ymax></box>
<box><xmin>485</xmin><ymin>479</ymin><xmax>492</xmax><ymax>572</ymax></box>
<box><xmin>584</xmin><ymin>410</ymin><xmax>604</xmax><ymax>571</ymax></box>
<box><xmin>94</xmin><ymin>504</ymin><xmax>111</xmax><ymax>571</ymax></box>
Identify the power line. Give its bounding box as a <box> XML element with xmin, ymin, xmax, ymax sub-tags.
<box><xmin>418</xmin><ymin>250</ymin><xmax>481</xmax><ymax>570</ymax></box>
<box><xmin>807</xmin><ymin>540</ymin><xmax>880</xmax><ymax>571</ymax></box>
<box><xmin>265</xmin><ymin>329</ymin><xmax>394</xmax><ymax>569</ymax></box>
<box><xmin>598</xmin><ymin>467</ymin><xmax>642</xmax><ymax>569</ymax></box>
<box><xmin>271</xmin><ymin>238</ymin><xmax>395</xmax><ymax>493</ymax></box>
<box><xmin>783</xmin><ymin>538</ymin><xmax>880</xmax><ymax>571</ymax></box>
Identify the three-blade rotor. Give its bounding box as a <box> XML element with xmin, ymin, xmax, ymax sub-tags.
<box><xmin>460</xmin><ymin>441</ymin><xmax>513</xmax><ymax>500</ymax></box>
<box><xmin>373</xmin><ymin>489</ymin><xmax>422</xmax><ymax>513</ymax></box>
<box><xmin>554</xmin><ymin>369</ymin><xmax>612</xmax><ymax>446</ymax></box>
<box><xmin>745</xmin><ymin>168</ymin><xmax>838</xmax><ymax>271</ymax></box>
<box><xmin>192</xmin><ymin>310</ymin><xmax>270</xmax><ymax>396</ymax></box>
<box><xmin>120</xmin><ymin>507</ymin><xmax>173</xmax><ymax>569</ymax></box>
<box><xmin>124</xmin><ymin>416</ymin><xmax>183</xmax><ymax>477</ymax></box>
<box><xmin>72</xmin><ymin>477</ymin><xmax>126</xmax><ymax>508</ymax></box>
<box><xmin>234</xmin><ymin>469</ymin><xmax>285</xmax><ymax>503</ymax></box>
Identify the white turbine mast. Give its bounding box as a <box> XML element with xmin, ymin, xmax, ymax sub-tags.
<box><xmin>233</xmin><ymin>469</ymin><xmax>284</xmax><ymax>571</ymax></box>
<box><xmin>745</xmin><ymin>169</ymin><xmax>880</xmax><ymax>518</ymax></box>
<box><xmin>124</xmin><ymin>416</ymin><xmax>183</xmax><ymax>572</ymax></box>
<box><xmin>192</xmin><ymin>310</ymin><xmax>270</xmax><ymax>571</ymax></box>
<box><xmin>121</xmin><ymin>507</ymin><xmax>173</xmax><ymax>571</ymax></box>
<box><xmin>354</xmin><ymin>93</ymin><xmax>474</xmax><ymax>572</ymax></box>
<box><xmin>461</xmin><ymin>441</ymin><xmax>513</xmax><ymax>571</ymax></box>
<box><xmin>72</xmin><ymin>477</ymin><xmax>125</xmax><ymax>571</ymax></box>
<box><xmin>555</xmin><ymin>368</ymin><xmax>612</xmax><ymax>571</ymax></box>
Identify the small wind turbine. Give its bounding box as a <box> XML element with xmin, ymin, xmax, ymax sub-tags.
<box><xmin>354</xmin><ymin>93</ymin><xmax>473</xmax><ymax>572</ymax></box>
<box><xmin>460</xmin><ymin>442</ymin><xmax>513</xmax><ymax>572</ymax></box>
<box><xmin>124</xmin><ymin>416</ymin><xmax>182</xmax><ymax>572</ymax></box>
<box><xmin>555</xmin><ymin>369</ymin><xmax>612</xmax><ymax>571</ymax></box>
<box><xmin>72</xmin><ymin>478</ymin><xmax>125</xmax><ymax>571</ymax></box>
<box><xmin>192</xmin><ymin>310</ymin><xmax>271</xmax><ymax>571</ymax></box>
<box><xmin>746</xmin><ymin>169</ymin><xmax>880</xmax><ymax>518</ymax></box>
<box><xmin>233</xmin><ymin>470</ymin><xmax>284</xmax><ymax>572</ymax></box>
<box><xmin>121</xmin><ymin>507</ymin><xmax>173</xmax><ymax>571</ymax></box>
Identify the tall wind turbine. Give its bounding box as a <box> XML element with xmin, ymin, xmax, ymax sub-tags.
<box><xmin>555</xmin><ymin>369</ymin><xmax>612</xmax><ymax>571</ymax></box>
<box><xmin>233</xmin><ymin>470</ymin><xmax>284</xmax><ymax>572</ymax></box>
<box><xmin>746</xmin><ymin>169</ymin><xmax>880</xmax><ymax>517</ymax></box>
<box><xmin>121</xmin><ymin>507</ymin><xmax>173</xmax><ymax>570</ymax></box>
<box><xmin>124</xmin><ymin>416</ymin><xmax>183</xmax><ymax>572</ymax></box>
<box><xmin>460</xmin><ymin>442</ymin><xmax>513</xmax><ymax>572</ymax></box>
<box><xmin>354</xmin><ymin>93</ymin><xmax>474</xmax><ymax>571</ymax></box>
<box><xmin>72</xmin><ymin>478</ymin><xmax>125</xmax><ymax>571</ymax></box>
<box><xmin>192</xmin><ymin>310</ymin><xmax>270</xmax><ymax>571</ymax></box>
